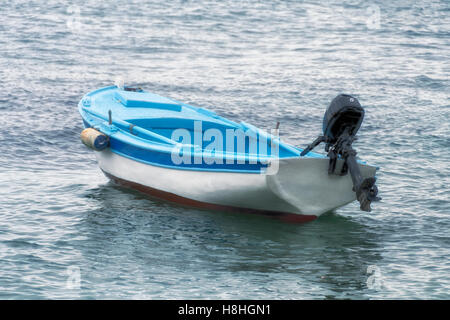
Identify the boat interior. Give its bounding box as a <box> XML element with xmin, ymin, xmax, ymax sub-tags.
<box><xmin>82</xmin><ymin>86</ymin><xmax>306</xmax><ymax>158</ymax></box>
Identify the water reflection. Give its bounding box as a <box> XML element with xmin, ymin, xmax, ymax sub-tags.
<box><xmin>78</xmin><ymin>182</ymin><xmax>383</xmax><ymax>298</ymax></box>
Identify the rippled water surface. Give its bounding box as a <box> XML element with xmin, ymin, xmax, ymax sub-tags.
<box><xmin>0</xmin><ymin>0</ymin><xmax>449</xmax><ymax>299</ymax></box>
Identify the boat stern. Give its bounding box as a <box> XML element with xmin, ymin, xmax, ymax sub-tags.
<box><xmin>266</xmin><ymin>157</ymin><xmax>377</xmax><ymax>216</ymax></box>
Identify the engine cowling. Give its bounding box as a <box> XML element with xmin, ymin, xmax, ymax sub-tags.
<box><xmin>323</xmin><ymin>94</ymin><xmax>364</xmax><ymax>142</ymax></box>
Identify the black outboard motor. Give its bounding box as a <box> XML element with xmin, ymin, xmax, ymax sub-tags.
<box><xmin>301</xmin><ymin>94</ymin><xmax>380</xmax><ymax>212</ymax></box>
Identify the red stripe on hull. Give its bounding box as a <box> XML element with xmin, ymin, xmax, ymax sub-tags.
<box><xmin>103</xmin><ymin>171</ymin><xmax>317</xmax><ymax>224</ymax></box>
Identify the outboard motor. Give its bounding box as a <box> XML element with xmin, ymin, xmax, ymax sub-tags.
<box><xmin>301</xmin><ymin>94</ymin><xmax>380</xmax><ymax>212</ymax></box>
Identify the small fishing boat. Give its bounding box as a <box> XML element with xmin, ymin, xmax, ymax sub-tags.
<box><xmin>78</xmin><ymin>85</ymin><xmax>380</xmax><ymax>222</ymax></box>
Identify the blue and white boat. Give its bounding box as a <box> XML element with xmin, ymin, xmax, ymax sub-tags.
<box><xmin>78</xmin><ymin>85</ymin><xmax>380</xmax><ymax>222</ymax></box>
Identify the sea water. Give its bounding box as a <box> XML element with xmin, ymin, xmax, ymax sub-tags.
<box><xmin>0</xmin><ymin>0</ymin><xmax>449</xmax><ymax>299</ymax></box>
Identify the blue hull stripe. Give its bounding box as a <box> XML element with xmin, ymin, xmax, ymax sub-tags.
<box><xmin>83</xmin><ymin>122</ymin><xmax>266</xmax><ymax>173</ymax></box>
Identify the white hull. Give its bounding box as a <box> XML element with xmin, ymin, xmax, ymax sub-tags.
<box><xmin>94</xmin><ymin>150</ymin><xmax>377</xmax><ymax>221</ymax></box>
